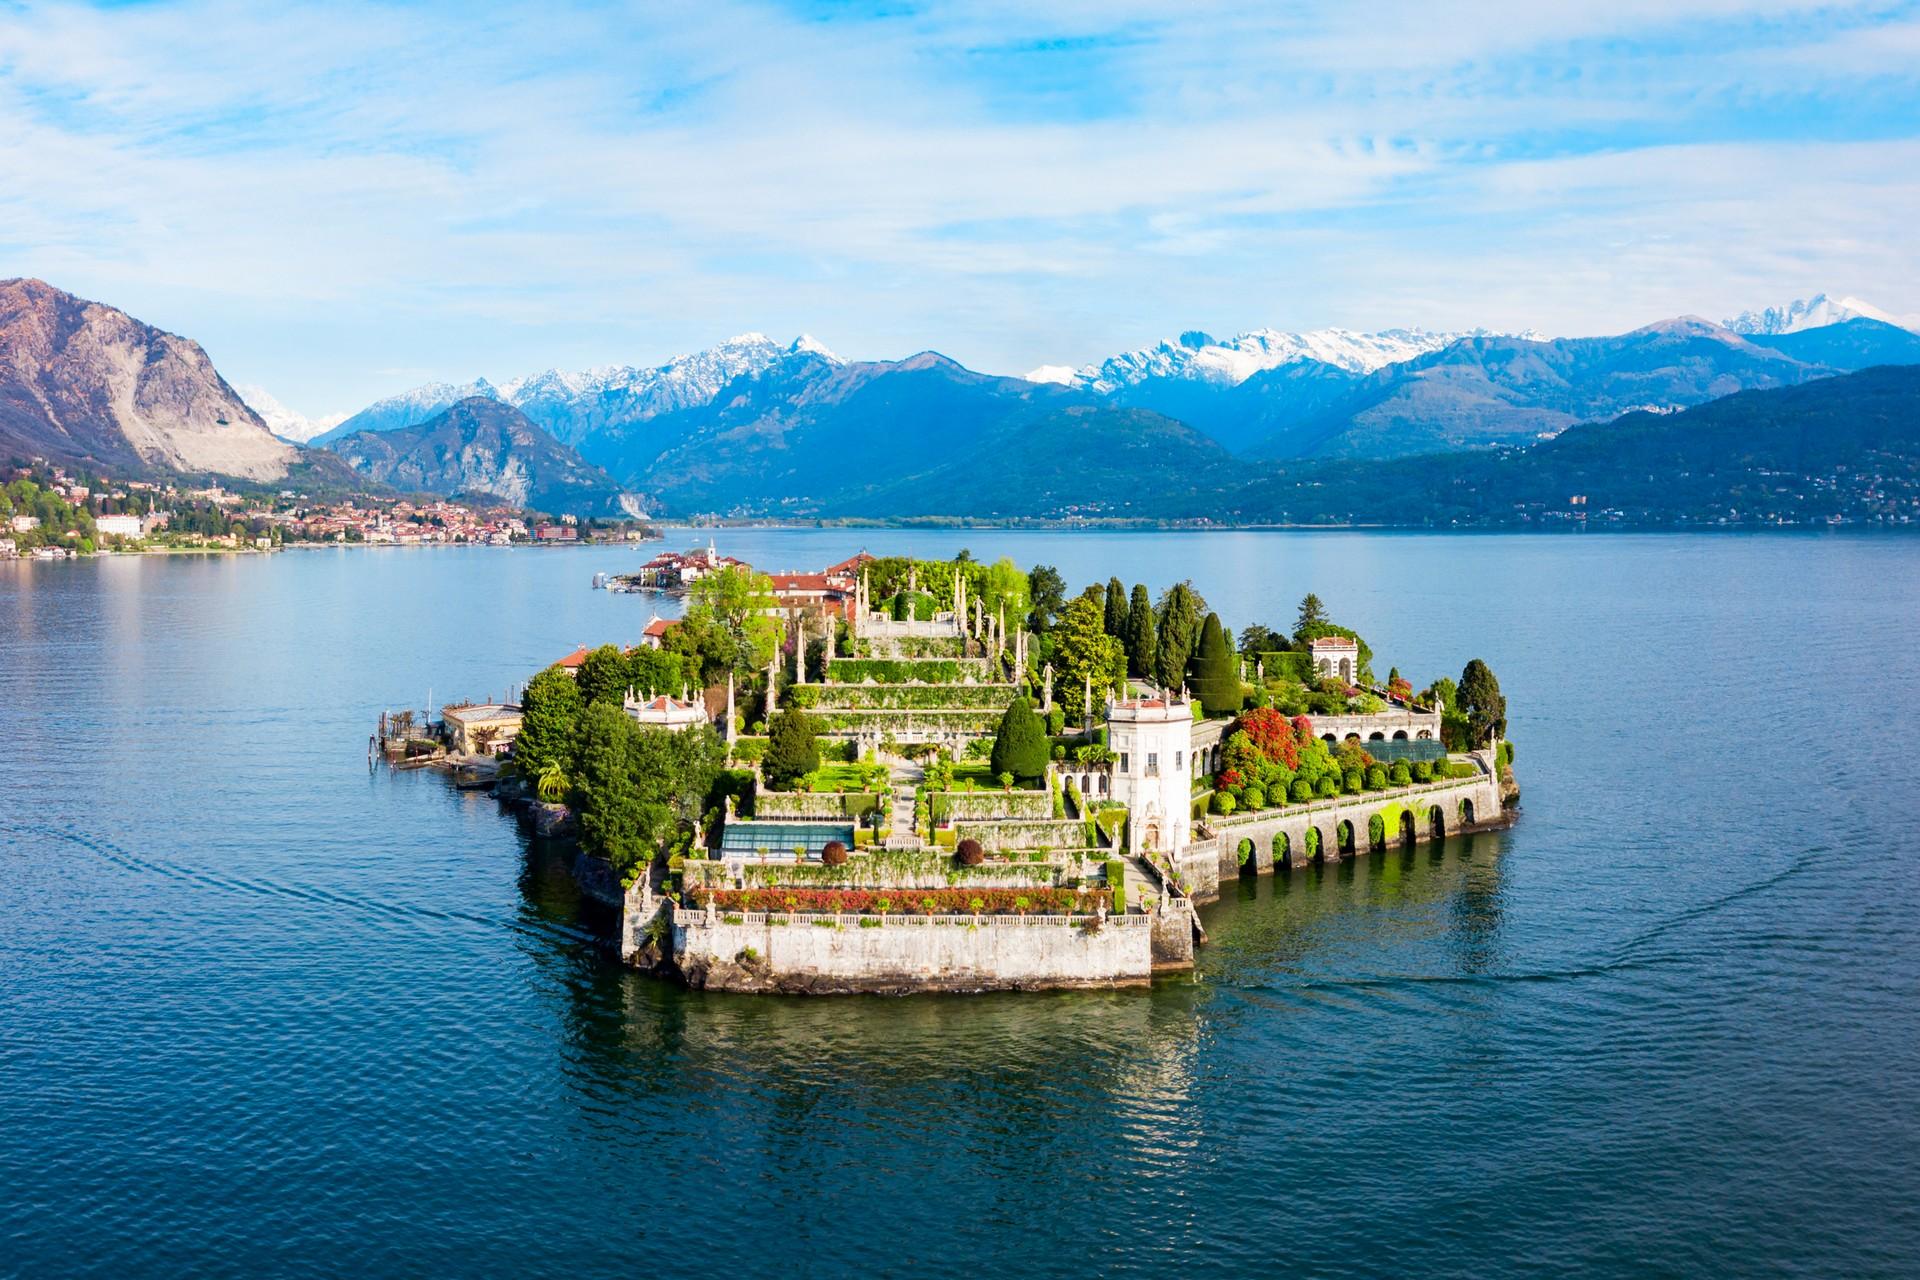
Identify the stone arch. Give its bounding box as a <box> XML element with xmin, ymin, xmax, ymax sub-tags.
<box><xmin>1399</xmin><ymin>808</ymin><xmax>1417</xmax><ymax>846</ymax></box>
<box><xmin>1236</xmin><ymin>836</ymin><xmax>1255</xmax><ymax>873</ymax></box>
<box><xmin>1368</xmin><ymin>731</ymin><xmax>1385</xmax><ymax>742</ymax></box>
<box><xmin>1336</xmin><ymin>819</ymin><xmax>1356</xmax><ymax>855</ymax></box>
<box><xmin>1304</xmin><ymin>825</ymin><xmax>1322</xmax><ymax>860</ymax></box>
<box><xmin>1367</xmin><ymin>812</ymin><xmax>1386</xmax><ymax>849</ymax></box>
<box><xmin>1322</xmin><ymin>733</ymin><xmax>1337</xmax><ymax>745</ymax></box>
<box><xmin>1272</xmin><ymin>830</ymin><xmax>1290</xmax><ymax>864</ymax></box>
<box><xmin>1459</xmin><ymin>797</ymin><xmax>1475</xmax><ymax>826</ymax></box>
<box><xmin>1392</xmin><ymin>730</ymin><xmax>1409</xmax><ymax>741</ymax></box>
<box><xmin>1428</xmin><ymin>805</ymin><xmax>1446</xmax><ymax>838</ymax></box>
<box><xmin>1339</xmin><ymin>657</ymin><xmax>1352</xmax><ymax>682</ymax></box>
<box><xmin>1416</xmin><ymin>730</ymin><xmax>1432</xmax><ymax>740</ymax></box>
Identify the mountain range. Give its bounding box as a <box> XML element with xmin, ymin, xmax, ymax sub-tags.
<box><xmin>4</xmin><ymin>276</ymin><xmax>1917</xmax><ymax>523</ymax></box>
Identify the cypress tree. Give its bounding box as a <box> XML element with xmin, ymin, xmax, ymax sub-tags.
<box><xmin>1153</xmin><ymin>582</ymin><xmax>1204</xmax><ymax>690</ymax></box>
<box><xmin>1104</xmin><ymin>576</ymin><xmax>1127</xmax><ymax>637</ymax></box>
<box><xmin>1189</xmin><ymin>612</ymin><xmax>1243</xmax><ymax>715</ymax></box>
<box><xmin>1124</xmin><ymin>583</ymin><xmax>1157</xmax><ymax>681</ymax></box>
<box><xmin>989</xmin><ymin>696</ymin><xmax>1050</xmax><ymax>782</ymax></box>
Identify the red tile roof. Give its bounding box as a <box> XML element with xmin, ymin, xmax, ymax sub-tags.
<box><xmin>642</xmin><ymin>618</ymin><xmax>675</xmax><ymax>637</ymax></box>
<box><xmin>554</xmin><ymin>645</ymin><xmax>589</xmax><ymax>669</ymax></box>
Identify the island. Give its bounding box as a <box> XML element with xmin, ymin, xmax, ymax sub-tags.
<box><xmin>399</xmin><ymin>550</ymin><xmax>1517</xmax><ymax>993</ymax></box>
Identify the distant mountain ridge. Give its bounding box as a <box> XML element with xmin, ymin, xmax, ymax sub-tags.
<box><xmin>328</xmin><ymin>397</ymin><xmax>640</xmax><ymax>517</ymax></box>
<box><xmin>1723</xmin><ymin>293</ymin><xmax>1919</xmax><ymax>336</ymax></box>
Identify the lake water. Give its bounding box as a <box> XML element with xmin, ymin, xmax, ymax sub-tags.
<box><xmin>4</xmin><ymin>531</ymin><xmax>1918</xmax><ymax>1278</ymax></box>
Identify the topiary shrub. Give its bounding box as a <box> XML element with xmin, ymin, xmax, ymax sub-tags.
<box><xmin>956</xmin><ymin>838</ymin><xmax>985</xmax><ymax>866</ymax></box>
<box><xmin>1244</xmin><ymin>784</ymin><xmax>1266</xmax><ymax>810</ymax></box>
<box><xmin>1389</xmin><ymin>762</ymin><xmax>1412</xmax><ymax>786</ymax></box>
<box><xmin>1213</xmin><ymin>792</ymin><xmax>1237</xmax><ymax>816</ymax></box>
<box><xmin>1365</xmin><ymin>764</ymin><xmax>1388</xmax><ymax>790</ymax></box>
<box><xmin>1290</xmin><ymin>778</ymin><xmax>1312</xmax><ymax>803</ymax></box>
<box><xmin>1317</xmin><ymin>775</ymin><xmax>1339</xmax><ymax>798</ymax></box>
<box><xmin>989</xmin><ymin>696</ymin><xmax>1050</xmax><ymax>782</ymax></box>
<box><xmin>1343</xmin><ymin>768</ymin><xmax>1364</xmax><ymax>793</ymax></box>
<box><xmin>820</xmin><ymin>840</ymin><xmax>848</xmax><ymax>867</ymax></box>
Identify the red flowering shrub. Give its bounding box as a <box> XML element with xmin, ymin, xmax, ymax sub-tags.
<box><xmin>1217</xmin><ymin>768</ymin><xmax>1244</xmax><ymax>792</ymax></box>
<box><xmin>688</xmin><ymin>886</ymin><xmax>1105</xmax><ymax>916</ymax></box>
<box><xmin>1233</xmin><ymin>708</ymin><xmax>1298</xmax><ymax>768</ymax></box>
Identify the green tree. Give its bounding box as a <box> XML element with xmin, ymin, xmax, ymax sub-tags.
<box><xmin>627</xmin><ymin>645</ymin><xmax>688</xmax><ymax>699</ymax></box>
<box><xmin>1104</xmin><ymin>577</ymin><xmax>1128</xmax><ymax>637</ymax></box>
<box><xmin>1050</xmin><ymin>594</ymin><xmax>1127</xmax><ymax>709</ymax></box>
<box><xmin>1123</xmin><ymin>583</ymin><xmax>1157</xmax><ymax>680</ymax></box>
<box><xmin>629</xmin><ymin>722</ymin><xmax>726</xmax><ymax>822</ymax></box>
<box><xmin>1026</xmin><ymin>564</ymin><xmax>1066</xmax><ymax>633</ymax></box>
<box><xmin>671</xmin><ymin>565</ymin><xmax>784</xmax><ymax>683</ymax></box>
<box><xmin>1237</xmin><ymin>623</ymin><xmax>1284</xmax><ymax>655</ymax></box>
<box><xmin>514</xmin><ymin>667</ymin><xmax>584</xmax><ymax>779</ymax></box>
<box><xmin>1152</xmin><ymin>581</ymin><xmax>1207</xmax><ymax>691</ymax></box>
<box><xmin>1188</xmin><ymin>612</ymin><xmax>1243</xmax><ymax>715</ymax></box>
<box><xmin>573</xmin><ymin>702</ymin><xmax>655</xmax><ymax>878</ymax></box>
<box><xmin>1295</xmin><ymin>593</ymin><xmax>1328</xmax><ymax>638</ymax></box>
<box><xmin>577</xmin><ymin>643</ymin><xmax>630</xmax><ymax>707</ymax></box>
<box><xmin>989</xmin><ymin>696</ymin><xmax>1049</xmax><ymax>782</ymax></box>
<box><xmin>763</xmin><ymin>707</ymin><xmax>821</xmax><ymax>789</ymax></box>
<box><xmin>1458</xmin><ymin>659</ymin><xmax>1507</xmax><ymax>747</ymax></box>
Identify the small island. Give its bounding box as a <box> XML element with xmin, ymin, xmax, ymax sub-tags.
<box><xmin>405</xmin><ymin>550</ymin><xmax>1516</xmax><ymax>994</ymax></box>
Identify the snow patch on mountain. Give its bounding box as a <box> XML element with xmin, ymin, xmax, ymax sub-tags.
<box><xmin>1025</xmin><ymin>364</ymin><xmax>1078</xmax><ymax>385</ymax></box>
<box><xmin>1044</xmin><ymin>325</ymin><xmax>1533</xmax><ymax>393</ymax></box>
<box><xmin>235</xmin><ymin>384</ymin><xmax>348</xmax><ymax>443</ymax></box>
<box><xmin>331</xmin><ymin>334</ymin><xmax>841</xmax><ymax>445</ymax></box>
<box><xmin>1724</xmin><ymin>293</ymin><xmax>1918</xmax><ymax>335</ymax></box>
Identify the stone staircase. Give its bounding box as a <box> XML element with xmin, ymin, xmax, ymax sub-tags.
<box><xmin>886</xmin><ymin>767</ymin><xmax>922</xmax><ymax>849</ymax></box>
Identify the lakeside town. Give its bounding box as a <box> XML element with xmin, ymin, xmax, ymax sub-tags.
<box><xmin>389</xmin><ymin>543</ymin><xmax>1518</xmax><ymax>993</ymax></box>
<box><xmin>0</xmin><ymin>456</ymin><xmax>656</xmax><ymax>560</ymax></box>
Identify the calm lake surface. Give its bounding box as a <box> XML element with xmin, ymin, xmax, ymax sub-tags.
<box><xmin>4</xmin><ymin>531</ymin><xmax>1919</xmax><ymax>1278</ymax></box>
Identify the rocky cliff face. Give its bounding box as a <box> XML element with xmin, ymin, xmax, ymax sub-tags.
<box><xmin>0</xmin><ymin>279</ymin><xmax>296</xmax><ymax>481</ymax></box>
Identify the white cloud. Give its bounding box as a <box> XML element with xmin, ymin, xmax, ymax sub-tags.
<box><xmin>0</xmin><ymin>0</ymin><xmax>1915</xmax><ymax>410</ymax></box>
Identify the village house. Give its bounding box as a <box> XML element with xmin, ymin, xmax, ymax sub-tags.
<box><xmin>442</xmin><ymin>702</ymin><xmax>524</xmax><ymax>756</ymax></box>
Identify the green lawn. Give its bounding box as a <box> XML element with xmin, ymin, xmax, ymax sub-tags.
<box><xmin>805</xmin><ymin>763</ymin><xmax>883</xmax><ymax>792</ymax></box>
<box><xmin>949</xmin><ymin>761</ymin><xmax>1044</xmax><ymax>790</ymax></box>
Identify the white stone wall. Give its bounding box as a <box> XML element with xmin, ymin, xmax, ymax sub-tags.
<box><xmin>674</xmin><ymin>911</ymin><xmax>1153</xmax><ymax>992</ymax></box>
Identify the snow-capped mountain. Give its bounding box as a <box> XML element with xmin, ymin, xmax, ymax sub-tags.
<box><xmin>1724</xmin><ymin>293</ymin><xmax>1918</xmax><ymax>336</ymax></box>
<box><xmin>235</xmin><ymin>384</ymin><xmax>348</xmax><ymax>443</ymax></box>
<box><xmin>322</xmin><ymin>334</ymin><xmax>838</xmax><ymax>448</ymax></box>
<box><xmin>1038</xmin><ymin>326</ymin><xmax>1532</xmax><ymax>393</ymax></box>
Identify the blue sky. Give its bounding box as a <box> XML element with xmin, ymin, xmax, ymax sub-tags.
<box><xmin>3</xmin><ymin>0</ymin><xmax>1919</xmax><ymax>415</ymax></box>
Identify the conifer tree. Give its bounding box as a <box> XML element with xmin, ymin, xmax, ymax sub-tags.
<box><xmin>1104</xmin><ymin>576</ymin><xmax>1127</xmax><ymax>637</ymax></box>
<box><xmin>763</xmin><ymin>707</ymin><xmax>821</xmax><ymax>788</ymax></box>
<box><xmin>1124</xmin><ymin>583</ymin><xmax>1157</xmax><ymax>680</ymax></box>
<box><xmin>1189</xmin><ymin>612</ymin><xmax>1243</xmax><ymax>715</ymax></box>
<box><xmin>989</xmin><ymin>696</ymin><xmax>1050</xmax><ymax>782</ymax></box>
<box><xmin>1153</xmin><ymin>581</ymin><xmax>1206</xmax><ymax>690</ymax></box>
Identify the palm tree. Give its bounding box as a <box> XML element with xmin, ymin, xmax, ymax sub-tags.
<box><xmin>535</xmin><ymin>762</ymin><xmax>569</xmax><ymax>803</ymax></box>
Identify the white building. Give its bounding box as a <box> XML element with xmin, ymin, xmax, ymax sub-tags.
<box><xmin>624</xmin><ymin>693</ymin><xmax>709</xmax><ymax>732</ymax></box>
<box><xmin>95</xmin><ymin>514</ymin><xmax>142</xmax><ymax>539</ymax></box>
<box><xmin>1107</xmin><ymin>694</ymin><xmax>1195</xmax><ymax>859</ymax></box>
<box><xmin>1308</xmin><ymin>635</ymin><xmax>1359</xmax><ymax>682</ymax></box>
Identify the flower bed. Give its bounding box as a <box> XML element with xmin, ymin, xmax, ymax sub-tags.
<box><xmin>689</xmin><ymin>886</ymin><xmax>1110</xmax><ymax>916</ymax></box>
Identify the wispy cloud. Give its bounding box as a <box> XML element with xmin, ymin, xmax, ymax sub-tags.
<box><xmin>1</xmin><ymin>0</ymin><xmax>1916</xmax><ymax>412</ymax></box>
